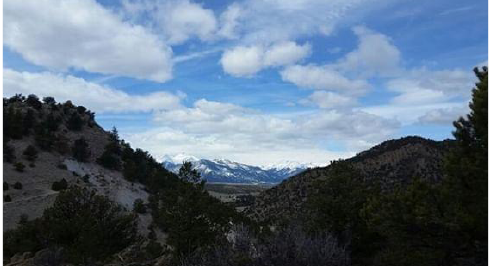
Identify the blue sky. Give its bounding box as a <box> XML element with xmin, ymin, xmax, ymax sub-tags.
<box><xmin>3</xmin><ymin>0</ymin><xmax>487</xmax><ymax>165</ymax></box>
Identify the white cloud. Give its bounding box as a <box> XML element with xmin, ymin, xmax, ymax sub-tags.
<box><xmin>302</xmin><ymin>91</ymin><xmax>356</xmax><ymax>109</ymax></box>
<box><xmin>221</xmin><ymin>42</ymin><xmax>310</xmax><ymax>77</ymax></box>
<box><xmin>3</xmin><ymin>69</ymin><xmax>183</xmax><ymax>113</ymax></box>
<box><xmin>141</xmin><ymin>98</ymin><xmax>399</xmax><ymax>164</ymax></box>
<box><xmin>220</xmin><ymin>46</ymin><xmax>265</xmax><ymax>77</ymax></box>
<box><xmin>4</xmin><ymin>0</ymin><xmax>173</xmax><ymax>82</ymax></box>
<box><xmin>263</xmin><ymin>42</ymin><xmax>312</xmax><ymax>67</ymax></box>
<box><xmin>338</xmin><ymin>26</ymin><xmax>401</xmax><ymax>77</ymax></box>
<box><xmin>218</xmin><ymin>3</ymin><xmax>242</xmax><ymax>39</ymax></box>
<box><xmin>280</xmin><ymin>65</ymin><xmax>370</xmax><ymax>95</ymax></box>
<box><xmin>155</xmin><ymin>1</ymin><xmax>218</xmax><ymax>44</ymax></box>
<box><xmin>418</xmin><ymin>106</ymin><xmax>469</xmax><ymax>125</ymax></box>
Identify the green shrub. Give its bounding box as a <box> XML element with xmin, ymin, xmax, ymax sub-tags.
<box><xmin>67</xmin><ymin>112</ymin><xmax>83</xmax><ymax>131</ymax></box>
<box><xmin>133</xmin><ymin>199</ymin><xmax>146</xmax><ymax>214</ymax></box>
<box><xmin>4</xmin><ymin>144</ymin><xmax>15</xmax><ymax>163</ymax></box>
<box><xmin>13</xmin><ymin>182</ymin><xmax>23</xmax><ymax>190</ymax></box>
<box><xmin>52</xmin><ymin>178</ymin><xmax>68</xmax><ymax>191</ymax></box>
<box><xmin>57</xmin><ymin>163</ymin><xmax>67</xmax><ymax>170</ymax></box>
<box><xmin>4</xmin><ymin>195</ymin><xmax>12</xmax><ymax>202</ymax></box>
<box><xmin>14</xmin><ymin>162</ymin><xmax>25</xmax><ymax>172</ymax></box>
<box><xmin>72</xmin><ymin>138</ymin><xmax>90</xmax><ymax>162</ymax></box>
<box><xmin>145</xmin><ymin>240</ymin><xmax>163</xmax><ymax>259</ymax></box>
<box><xmin>23</xmin><ymin>145</ymin><xmax>38</xmax><ymax>161</ymax></box>
<box><xmin>42</xmin><ymin>187</ymin><xmax>138</xmax><ymax>263</ymax></box>
<box><xmin>4</xmin><ymin>182</ymin><xmax>9</xmax><ymax>191</ymax></box>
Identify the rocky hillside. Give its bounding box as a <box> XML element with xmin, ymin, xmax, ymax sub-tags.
<box><xmin>246</xmin><ymin>136</ymin><xmax>454</xmax><ymax>223</ymax></box>
<box><xmin>3</xmin><ymin>95</ymin><xmax>153</xmax><ymax>237</ymax></box>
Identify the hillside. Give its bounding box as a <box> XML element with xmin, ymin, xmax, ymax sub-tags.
<box><xmin>3</xmin><ymin>96</ymin><xmax>153</xmax><ymax>234</ymax></box>
<box><xmin>246</xmin><ymin>136</ymin><xmax>454</xmax><ymax>223</ymax></box>
<box><xmin>3</xmin><ymin>95</ymin><xmax>246</xmax><ymax>266</ymax></box>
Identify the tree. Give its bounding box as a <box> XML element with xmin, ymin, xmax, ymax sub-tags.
<box><xmin>23</xmin><ymin>145</ymin><xmax>38</xmax><ymax>162</ymax></box>
<box><xmin>22</xmin><ymin>108</ymin><xmax>36</xmax><ymax>135</ymax></box>
<box><xmin>178</xmin><ymin>161</ymin><xmax>202</xmax><ymax>183</ymax></box>
<box><xmin>442</xmin><ymin>66</ymin><xmax>488</xmax><ymax>262</ymax></box>
<box><xmin>72</xmin><ymin>138</ymin><xmax>90</xmax><ymax>162</ymax></box>
<box><xmin>26</xmin><ymin>94</ymin><xmax>42</xmax><ymax>110</ymax></box>
<box><xmin>51</xmin><ymin>178</ymin><xmax>68</xmax><ymax>191</ymax></box>
<box><xmin>4</xmin><ymin>143</ymin><xmax>16</xmax><ymax>163</ymax></box>
<box><xmin>13</xmin><ymin>182</ymin><xmax>23</xmax><ymax>190</ymax></box>
<box><xmin>67</xmin><ymin>112</ymin><xmax>83</xmax><ymax>131</ymax></box>
<box><xmin>14</xmin><ymin>162</ymin><xmax>25</xmax><ymax>172</ymax></box>
<box><xmin>42</xmin><ymin>96</ymin><xmax>56</xmax><ymax>105</ymax></box>
<box><xmin>133</xmin><ymin>199</ymin><xmax>146</xmax><ymax>214</ymax></box>
<box><xmin>41</xmin><ymin>187</ymin><xmax>138</xmax><ymax>263</ymax></box>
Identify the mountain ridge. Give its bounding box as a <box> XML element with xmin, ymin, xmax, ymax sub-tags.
<box><xmin>162</xmin><ymin>155</ymin><xmax>315</xmax><ymax>184</ymax></box>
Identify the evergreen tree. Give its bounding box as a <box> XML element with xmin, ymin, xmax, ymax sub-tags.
<box><xmin>178</xmin><ymin>161</ymin><xmax>202</xmax><ymax>183</ymax></box>
<box><xmin>67</xmin><ymin>112</ymin><xmax>83</xmax><ymax>131</ymax></box>
<box><xmin>23</xmin><ymin>145</ymin><xmax>38</xmax><ymax>162</ymax></box>
<box><xmin>443</xmin><ymin>66</ymin><xmax>488</xmax><ymax>262</ymax></box>
<box><xmin>72</xmin><ymin>138</ymin><xmax>90</xmax><ymax>162</ymax></box>
<box><xmin>26</xmin><ymin>94</ymin><xmax>42</xmax><ymax>110</ymax></box>
<box><xmin>22</xmin><ymin>108</ymin><xmax>36</xmax><ymax>135</ymax></box>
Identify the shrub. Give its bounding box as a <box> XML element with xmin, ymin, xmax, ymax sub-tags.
<box><xmin>145</xmin><ymin>240</ymin><xmax>163</xmax><ymax>259</ymax></box>
<box><xmin>82</xmin><ymin>175</ymin><xmax>90</xmax><ymax>183</ymax></box>
<box><xmin>42</xmin><ymin>187</ymin><xmax>138</xmax><ymax>263</ymax></box>
<box><xmin>57</xmin><ymin>163</ymin><xmax>67</xmax><ymax>170</ymax></box>
<box><xmin>23</xmin><ymin>145</ymin><xmax>38</xmax><ymax>161</ymax></box>
<box><xmin>67</xmin><ymin>112</ymin><xmax>83</xmax><ymax>131</ymax></box>
<box><xmin>52</xmin><ymin>179</ymin><xmax>68</xmax><ymax>191</ymax></box>
<box><xmin>4</xmin><ymin>143</ymin><xmax>15</xmax><ymax>163</ymax></box>
<box><xmin>72</xmin><ymin>138</ymin><xmax>90</xmax><ymax>162</ymax></box>
<box><xmin>42</xmin><ymin>96</ymin><xmax>56</xmax><ymax>105</ymax></box>
<box><xmin>14</xmin><ymin>162</ymin><xmax>25</xmax><ymax>172</ymax></box>
<box><xmin>133</xmin><ymin>199</ymin><xmax>146</xmax><ymax>214</ymax></box>
<box><xmin>4</xmin><ymin>182</ymin><xmax>9</xmax><ymax>191</ymax></box>
<box><xmin>4</xmin><ymin>195</ymin><xmax>12</xmax><ymax>202</ymax></box>
<box><xmin>26</xmin><ymin>94</ymin><xmax>42</xmax><ymax>110</ymax></box>
<box><xmin>76</xmin><ymin>106</ymin><xmax>86</xmax><ymax>114</ymax></box>
<box><xmin>13</xmin><ymin>182</ymin><xmax>23</xmax><ymax>190</ymax></box>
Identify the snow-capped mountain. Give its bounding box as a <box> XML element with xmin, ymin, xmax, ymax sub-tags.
<box><xmin>162</xmin><ymin>155</ymin><xmax>316</xmax><ymax>184</ymax></box>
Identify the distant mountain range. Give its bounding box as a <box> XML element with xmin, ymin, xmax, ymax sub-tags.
<box><xmin>161</xmin><ymin>154</ymin><xmax>318</xmax><ymax>184</ymax></box>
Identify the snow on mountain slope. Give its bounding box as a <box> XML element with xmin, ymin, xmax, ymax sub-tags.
<box><xmin>162</xmin><ymin>155</ymin><xmax>318</xmax><ymax>184</ymax></box>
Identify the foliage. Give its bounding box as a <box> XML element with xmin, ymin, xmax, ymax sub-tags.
<box><xmin>23</xmin><ymin>145</ymin><xmax>39</xmax><ymax>161</ymax></box>
<box><xmin>41</xmin><ymin>187</ymin><xmax>138</xmax><ymax>263</ymax></box>
<box><xmin>42</xmin><ymin>96</ymin><xmax>56</xmax><ymax>105</ymax></box>
<box><xmin>4</xmin><ymin>195</ymin><xmax>12</xmax><ymax>202</ymax></box>
<box><xmin>180</xmin><ymin>224</ymin><xmax>349</xmax><ymax>266</ymax></box>
<box><xmin>133</xmin><ymin>198</ymin><xmax>146</xmax><ymax>214</ymax></box>
<box><xmin>22</xmin><ymin>108</ymin><xmax>36</xmax><ymax>135</ymax></box>
<box><xmin>178</xmin><ymin>161</ymin><xmax>203</xmax><ymax>183</ymax></box>
<box><xmin>26</xmin><ymin>94</ymin><xmax>42</xmax><ymax>110</ymax></box>
<box><xmin>4</xmin><ymin>143</ymin><xmax>16</xmax><ymax>163</ymax></box>
<box><xmin>305</xmin><ymin>161</ymin><xmax>381</xmax><ymax>265</ymax></box>
<box><xmin>145</xmin><ymin>240</ymin><xmax>163</xmax><ymax>259</ymax></box>
<box><xmin>4</xmin><ymin>187</ymin><xmax>138</xmax><ymax>264</ymax></box>
<box><xmin>4</xmin><ymin>182</ymin><xmax>9</xmax><ymax>191</ymax></box>
<box><xmin>72</xmin><ymin>138</ymin><xmax>90</xmax><ymax>162</ymax></box>
<box><xmin>51</xmin><ymin>178</ymin><xmax>68</xmax><ymax>191</ymax></box>
<box><xmin>13</xmin><ymin>182</ymin><xmax>23</xmax><ymax>190</ymax></box>
<box><xmin>97</xmin><ymin>142</ymin><xmax>122</xmax><ymax>170</ymax></box>
<box><xmin>14</xmin><ymin>162</ymin><xmax>25</xmax><ymax>172</ymax></box>
<box><xmin>67</xmin><ymin>112</ymin><xmax>83</xmax><ymax>131</ymax></box>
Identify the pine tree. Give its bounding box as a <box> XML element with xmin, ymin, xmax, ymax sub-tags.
<box><xmin>178</xmin><ymin>161</ymin><xmax>202</xmax><ymax>183</ymax></box>
<box><xmin>443</xmin><ymin>66</ymin><xmax>488</xmax><ymax>261</ymax></box>
<box><xmin>72</xmin><ymin>138</ymin><xmax>90</xmax><ymax>162</ymax></box>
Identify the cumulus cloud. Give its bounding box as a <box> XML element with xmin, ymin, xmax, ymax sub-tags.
<box><xmin>338</xmin><ymin>26</ymin><xmax>401</xmax><ymax>77</ymax></box>
<box><xmin>218</xmin><ymin>3</ymin><xmax>242</xmax><ymax>39</ymax></box>
<box><xmin>154</xmin><ymin>0</ymin><xmax>218</xmax><ymax>44</ymax></box>
<box><xmin>3</xmin><ymin>69</ymin><xmax>183</xmax><ymax>113</ymax></box>
<box><xmin>221</xmin><ymin>42</ymin><xmax>311</xmax><ymax>77</ymax></box>
<box><xmin>387</xmin><ymin>68</ymin><xmax>476</xmax><ymax>105</ymax></box>
<box><xmin>280</xmin><ymin>65</ymin><xmax>370</xmax><ymax>95</ymax></box>
<box><xmin>418</xmin><ymin>106</ymin><xmax>469</xmax><ymax>125</ymax></box>
<box><xmin>302</xmin><ymin>91</ymin><xmax>357</xmax><ymax>109</ymax></box>
<box><xmin>4</xmin><ymin>0</ymin><xmax>173</xmax><ymax>82</ymax></box>
<box><xmin>140</xmin><ymin>98</ymin><xmax>399</xmax><ymax>165</ymax></box>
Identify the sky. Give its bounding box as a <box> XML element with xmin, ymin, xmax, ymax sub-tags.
<box><xmin>3</xmin><ymin>0</ymin><xmax>488</xmax><ymax>166</ymax></box>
